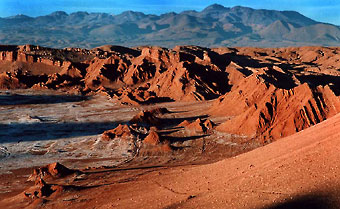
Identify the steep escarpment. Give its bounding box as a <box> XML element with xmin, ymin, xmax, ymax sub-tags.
<box><xmin>212</xmin><ymin>75</ymin><xmax>340</xmax><ymax>141</ymax></box>
<box><xmin>0</xmin><ymin>45</ymin><xmax>232</xmax><ymax>102</ymax></box>
<box><xmin>208</xmin><ymin>46</ymin><xmax>340</xmax><ymax>141</ymax></box>
<box><xmin>102</xmin><ymin>46</ymin><xmax>231</xmax><ymax>102</ymax></box>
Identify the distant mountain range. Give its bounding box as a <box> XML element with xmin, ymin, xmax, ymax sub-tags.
<box><xmin>1</xmin><ymin>4</ymin><xmax>340</xmax><ymax>48</ymax></box>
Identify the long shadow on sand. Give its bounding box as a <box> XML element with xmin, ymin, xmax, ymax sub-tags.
<box><xmin>0</xmin><ymin>94</ymin><xmax>88</xmax><ymax>106</ymax></box>
<box><xmin>159</xmin><ymin>115</ymin><xmax>209</xmax><ymax>127</ymax></box>
<box><xmin>262</xmin><ymin>193</ymin><xmax>334</xmax><ymax>209</ymax></box>
<box><xmin>166</xmin><ymin>135</ymin><xmax>208</xmax><ymax>143</ymax></box>
<box><xmin>0</xmin><ymin>122</ymin><xmax>118</xmax><ymax>143</ymax></box>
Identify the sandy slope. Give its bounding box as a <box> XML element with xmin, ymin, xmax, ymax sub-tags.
<box><xmin>69</xmin><ymin>112</ymin><xmax>340</xmax><ymax>209</ymax></box>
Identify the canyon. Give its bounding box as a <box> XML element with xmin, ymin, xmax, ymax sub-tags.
<box><xmin>0</xmin><ymin>44</ymin><xmax>340</xmax><ymax>208</ymax></box>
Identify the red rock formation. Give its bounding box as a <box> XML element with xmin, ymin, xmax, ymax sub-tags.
<box><xmin>203</xmin><ymin>119</ymin><xmax>216</xmax><ymax>130</ymax></box>
<box><xmin>113</xmin><ymin>86</ymin><xmax>160</xmax><ymax>105</ymax></box>
<box><xmin>28</xmin><ymin>162</ymin><xmax>77</xmax><ymax>181</ymax></box>
<box><xmin>23</xmin><ymin>163</ymin><xmax>77</xmax><ymax>205</ymax></box>
<box><xmin>178</xmin><ymin>118</ymin><xmax>216</xmax><ymax>133</ymax></box>
<box><xmin>129</xmin><ymin>110</ymin><xmax>162</xmax><ymax>126</ymax></box>
<box><xmin>101</xmin><ymin>124</ymin><xmax>135</xmax><ymax>141</ymax></box>
<box><xmin>0</xmin><ymin>72</ymin><xmax>25</xmax><ymax>89</ymax></box>
<box><xmin>0</xmin><ymin>51</ymin><xmax>16</xmax><ymax>61</ymax></box>
<box><xmin>84</xmin><ymin>56</ymin><xmax>128</xmax><ymax>90</ymax></box>
<box><xmin>186</xmin><ymin>118</ymin><xmax>207</xmax><ymax>133</ymax></box>
<box><xmin>83</xmin><ymin>45</ymin><xmax>230</xmax><ymax>103</ymax></box>
<box><xmin>214</xmin><ymin>75</ymin><xmax>340</xmax><ymax>141</ymax></box>
<box><xmin>59</xmin><ymin>62</ymin><xmax>83</xmax><ymax>78</ymax></box>
<box><xmin>143</xmin><ymin>131</ymin><xmax>161</xmax><ymax>145</ymax></box>
<box><xmin>23</xmin><ymin>177</ymin><xmax>66</xmax><ymax>203</ymax></box>
<box><xmin>1</xmin><ymin>44</ymin><xmax>340</xmax><ymax>141</ymax></box>
<box><xmin>177</xmin><ymin>120</ymin><xmax>191</xmax><ymax>127</ymax></box>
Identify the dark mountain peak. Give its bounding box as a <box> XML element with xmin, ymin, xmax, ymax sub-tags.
<box><xmin>87</xmin><ymin>12</ymin><xmax>112</xmax><ymax>20</ymax></box>
<box><xmin>115</xmin><ymin>10</ymin><xmax>147</xmax><ymax>22</ymax></box>
<box><xmin>88</xmin><ymin>12</ymin><xmax>110</xmax><ymax>16</ymax></box>
<box><xmin>116</xmin><ymin>10</ymin><xmax>146</xmax><ymax>18</ymax></box>
<box><xmin>119</xmin><ymin>10</ymin><xmax>146</xmax><ymax>16</ymax></box>
<box><xmin>231</xmin><ymin>6</ymin><xmax>254</xmax><ymax>12</ymax></box>
<box><xmin>180</xmin><ymin>10</ymin><xmax>198</xmax><ymax>15</ymax></box>
<box><xmin>160</xmin><ymin>12</ymin><xmax>177</xmax><ymax>18</ymax></box>
<box><xmin>49</xmin><ymin>11</ymin><xmax>68</xmax><ymax>17</ymax></box>
<box><xmin>202</xmin><ymin>4</ymin><xmax>228</xmax><ymax>12</ymax></box>
<box><xmin>70</xmin><ymin>11</ymin><xmax>89</xmax><ymax>17</ymax></box>
<box><xmin>6</xmin><ymin>14</ymin><xmax>32</xmax><ymax>20</ymax></box>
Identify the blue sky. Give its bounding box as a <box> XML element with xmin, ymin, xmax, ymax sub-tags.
<box><xmin>0</xmin><ymin>0</ymin><xmax>339</xmax><ymax>25</ymax></box>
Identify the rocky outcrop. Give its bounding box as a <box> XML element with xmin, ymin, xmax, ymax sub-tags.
<box><xmin>178</xmin><ymin>118</ymin><xmax>216</xmax><ymax>133</ymax></box>
<box><xmin>24</xmin><ymin>178</ymin><xmax>64</xmax><ymax>200</ymax></box>
<box><xmin>101</xmin><ymin>124</ymin><xmax>136</xmax><ymax>141</ymax></box>
<box><xmin>0</xmin><ymin>72</ymin><xmax>25</xmax><ymax>89</ymax></box>
<box><xmin>143</xmin><ymin>131</ymin><xmax>161</xmax><ymax>145</ymax></box>
<box><xmin>28</xmin><ymin>162</ymin><xmax>78</xmax><ymax>181</ymax></box>
<box><xmin>0</xmin><ymin>45</ymin><xmax>232</xmax><ymax>102</ymax></box>
<box><xmin>213</xmin><ymin>74</ymin><xmax>340</xmax><ymax>141</ymax></box>
<box><xmin>129</xmin><ymin>110</ymin><xmax>161</xmax><ymax>126</ymax></box>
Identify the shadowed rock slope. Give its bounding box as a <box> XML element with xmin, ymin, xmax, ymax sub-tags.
<box><xmin>1</xmin><ymin>44</ymin><xmax>340</xmax><ymax>141</ymax></box>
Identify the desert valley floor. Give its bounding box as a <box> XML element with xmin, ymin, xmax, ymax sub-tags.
<box><xmin>0</xmin><ymin>44</ymin><xmax>340</xmax><ymax>208</ymax></box>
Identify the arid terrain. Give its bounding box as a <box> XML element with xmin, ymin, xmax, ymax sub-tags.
<box><xmin>1</xmin><ymin>44</ymin><xmax>340</xmax><ymax>208</ymax></box>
